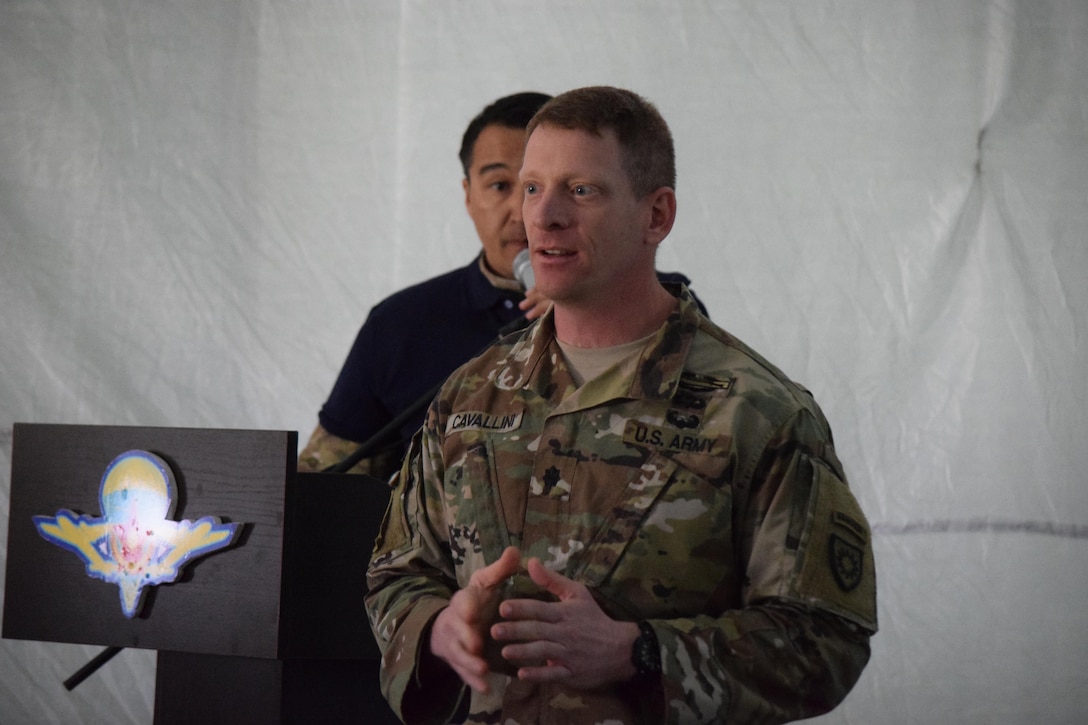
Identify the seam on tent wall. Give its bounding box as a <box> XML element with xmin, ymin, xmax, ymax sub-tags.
<box><xmin>872</xmin><ymin>519</ymin><xmax>1088</xmax><ymax>540</ymax></box>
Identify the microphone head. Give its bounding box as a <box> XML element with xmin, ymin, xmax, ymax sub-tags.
<box><xmin>512</xmin><ymin>248</ymin><xmax>535</xmax><ymax>291</ymax></box>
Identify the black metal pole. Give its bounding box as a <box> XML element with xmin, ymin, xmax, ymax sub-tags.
<box><xmin>63</xmin><ymin>646</ymin><xmax>123</xmax><ymax>691</ymax></box>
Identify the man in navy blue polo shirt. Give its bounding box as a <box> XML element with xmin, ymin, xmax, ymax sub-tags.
<box><xmin>299</xmin><ymin>92</ymin><xmax>703</xmax><ymax>478</ymax></box>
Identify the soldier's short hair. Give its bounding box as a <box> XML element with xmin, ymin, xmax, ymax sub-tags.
<box><xmin>526</xmin><ymin>86</ymin><xmax>676</xmax><ymax>197</ymax></box>
<box><xmin>459</xmin><ymin>92</ymin><xmax>553</xmax><ymax>178</ymax></box>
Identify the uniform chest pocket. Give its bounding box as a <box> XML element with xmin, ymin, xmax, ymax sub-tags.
<box><xmin>443</xmin><ymin>436</ymin><xmax>537</xmax><ymax>559</ymax></box>
<box><xmin>581</xmin><ymin>451</ymin><xmax>737</xmax><ymax>619</ymax></box>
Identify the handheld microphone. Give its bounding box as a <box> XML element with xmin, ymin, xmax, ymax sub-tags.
<box><xmin>512</xmin><ymin>248</ymin><xmax>535</xmax><ymax>291</ymax></box>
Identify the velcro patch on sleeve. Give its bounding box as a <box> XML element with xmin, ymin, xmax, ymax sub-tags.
<box><xmin>795</xmin><ymin>461</ymin><xmax>877</xmax><ymax>631</ymax></box>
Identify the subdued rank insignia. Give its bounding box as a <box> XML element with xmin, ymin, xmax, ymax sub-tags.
<box><xmin>828</xmin><ymin>533</ymin><xmax>864</xmax><ymax>592</ymax></box>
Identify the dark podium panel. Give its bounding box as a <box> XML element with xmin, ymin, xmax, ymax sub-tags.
<box><xmin>3</xmin><ymin>423</ymin><xmax>397</xmax><ymax>723</ymax></box>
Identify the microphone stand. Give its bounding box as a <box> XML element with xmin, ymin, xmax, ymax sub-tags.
<box><xmin>63</xmin><ymin>646</ymin><xmax>123</xmax><ymax>691</ymax></box>
<box><xmin>61</xmin><ymin>314</ymin><xmax>534</xmax><ymax>689</ymax></box>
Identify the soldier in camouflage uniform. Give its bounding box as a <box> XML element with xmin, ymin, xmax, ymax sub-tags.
<box><xmin>366</xmin><ymin>86</ymin><xmax>877</xmax><ymax>724</ymax></box>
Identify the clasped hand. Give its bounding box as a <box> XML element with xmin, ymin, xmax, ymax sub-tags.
<box><xmin>429</xmin><ymin>546</ymin><xmax>638</xmax><ymax>694</ymax></box>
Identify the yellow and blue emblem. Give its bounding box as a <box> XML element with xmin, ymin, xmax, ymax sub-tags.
<box><xmin>33</xmin><ymin>450</ymin><xmax>241</xmax><ymax>618</ymax></box>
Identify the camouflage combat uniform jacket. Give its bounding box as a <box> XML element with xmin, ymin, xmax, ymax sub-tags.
<box><xmin>366</xmin><ymin>284</ymin><xmax>877</xmax><ymax>724</ymax></box>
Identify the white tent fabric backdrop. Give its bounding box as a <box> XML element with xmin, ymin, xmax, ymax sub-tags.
<box><xmin>2</xmin><ymin>1</ymin><xmax>1086</xmax><ymax>722</ymax></box>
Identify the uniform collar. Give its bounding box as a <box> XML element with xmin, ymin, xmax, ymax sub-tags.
<box><xmin>501</xmin><ymin>282</ymin><xmax>702</xmax><ymax>409</ymax></box>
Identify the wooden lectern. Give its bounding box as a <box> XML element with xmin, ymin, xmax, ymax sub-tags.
<box><xmin>2</xmin><ymin>423</ymin><xmax>398</xmax><ymax>723</ymax></box>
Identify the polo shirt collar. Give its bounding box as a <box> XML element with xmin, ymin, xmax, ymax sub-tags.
<box><xmin>465</xmin><ymin>253</ymin><xmax>523</xmax><ymax>312</ymax></box>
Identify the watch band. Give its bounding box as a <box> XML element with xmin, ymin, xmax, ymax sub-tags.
<box><xmin>631</xmin><ymin>620</ymin><xmax>662</xmax><ymax>677</ymax></box>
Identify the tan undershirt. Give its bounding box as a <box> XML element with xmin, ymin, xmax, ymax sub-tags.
<box><xmin>557</xmin><ymin>332</ymin><xmax>657</xmax><ymax>387</ymax></box>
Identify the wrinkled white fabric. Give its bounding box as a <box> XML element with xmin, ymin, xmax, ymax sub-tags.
<box><xmin>1</xmin><ymin>2</ymin><xmax>1085</xmax><ymax>722</ymax></box>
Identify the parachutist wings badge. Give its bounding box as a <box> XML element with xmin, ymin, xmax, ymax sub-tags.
<box><xmin>33</xmin><ymin>450</ymin><xmax>242</xmax><ymax>618</ymax></box>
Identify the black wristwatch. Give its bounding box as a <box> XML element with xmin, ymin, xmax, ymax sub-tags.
<box><xmin>631</xmin><ymin>620</ymin><xmax>662</xmax><ymax>677</ymax></box>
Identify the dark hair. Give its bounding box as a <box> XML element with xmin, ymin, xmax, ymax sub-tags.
<box><xmin>459</xmin><ymin>92</ymin><xmax>552</xmax><ymax>177</ymax></box>
<box><xmin>526</xmin><ymin>86</ymin><xmax>675</xmax><ymax>197</ymax></box>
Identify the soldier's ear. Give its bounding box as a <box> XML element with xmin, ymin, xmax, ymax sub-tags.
<box><xmin>645</xmin><ymin>187</ymin><xmax>676</xmax><ymax>246</ymax></box>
